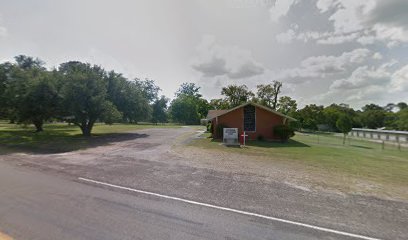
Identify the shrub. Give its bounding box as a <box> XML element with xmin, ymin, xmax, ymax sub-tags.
<box><xmin>257</xmin><ymin>135</ymin><xmax>264</xmax><ymax>141</ymax></box>
<box><xmin>216</xmin><ymin>124</ymin><xmax>228</xmax><ymax>139</ymax></box>
<box><xmin>273</xmin><ymin>124</ymin><xmax>295</xmax><ymax>142</ymax></box>
<box><xmin>206</xmin><ymin>122</ymin><xmax>212</xmax><ymax>132</ymax></box>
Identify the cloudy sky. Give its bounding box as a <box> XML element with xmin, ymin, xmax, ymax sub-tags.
<box><xmin>1</xmin><ymin>0</ymin><xmax>407</xmax><ymax>109</ymax></box>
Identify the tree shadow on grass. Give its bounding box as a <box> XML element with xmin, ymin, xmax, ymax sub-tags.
<box><xmin>209</xmin><ymin>138</ymin><xmax>310</xmax><ymax>148</ymax></box>
<box><xmin>350</xmin><ymin>144</ymin><xmax>373</xmax><ymax>150</ymax></box>
<box><xmin>246</xmin><ymin>139</ymin><xmax>310</xmax><ymax>148</ymax></box>
<box><xmin>0</xmin><ymin>131</ymin><xmax>149</xmax><ymax>155</ymax></box>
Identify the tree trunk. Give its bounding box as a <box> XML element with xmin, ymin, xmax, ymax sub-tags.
<box><xmin>80</xmin><ymin>120</ymin><xmax>95</xmax><ymax>137</ymax></box>
<box><xmin>81</xmin><ymin>125</ymin><xmax>92</xmax><ymax>137</ymax></box>
<box><xmin>33</xmin><ymin>120</ymin><xmax>43</xmax><ymax>132</ymax></box>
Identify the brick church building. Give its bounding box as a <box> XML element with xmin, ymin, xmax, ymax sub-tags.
<box><xmin>206</xmin><ymin>102</ymin><xmax>296</xmax><ymax>141</ymax></box>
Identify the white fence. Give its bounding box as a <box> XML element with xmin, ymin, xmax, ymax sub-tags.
<box><xmin>350</xmin><ymin>128</ymin><xmax>408</xmax><ymax>143</ymax></box>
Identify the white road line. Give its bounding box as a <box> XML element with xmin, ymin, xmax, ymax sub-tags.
<box><xmin>78</xmin><ymin>177</ymin><xmax>381</xmax><ymax>240</ymax></box>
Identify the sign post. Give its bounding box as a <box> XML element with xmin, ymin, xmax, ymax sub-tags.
<box><xmin>223</xmin><ymin>128</ymin><xmax>239</xmax><ymax>145</ymax></box>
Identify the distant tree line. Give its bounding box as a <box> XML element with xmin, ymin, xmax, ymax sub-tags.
<box><xmin>1</xmin><ymin>56</ymin><xmax>407</xmax><ymax>136</ymax></box>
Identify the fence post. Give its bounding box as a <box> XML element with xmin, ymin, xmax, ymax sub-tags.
<box><xmin>397</xmin><ymin>135</ymin><xmax>401</xmax><ymax>152</ymax></box>
<box><xmin>382</xmin><ymin>140</ymin><xmax>385</xmax><ymax>150</ymax></box>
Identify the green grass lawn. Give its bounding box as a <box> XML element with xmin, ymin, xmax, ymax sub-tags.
<box><xmin>0</xmin><ymin>121</ymin><xmax>180</xmax><ymax>154</ymax></box>
<box><xmin>190</xmin><ymin>132</ymin><xmax>408</xmax><ymax>191</ymax></box>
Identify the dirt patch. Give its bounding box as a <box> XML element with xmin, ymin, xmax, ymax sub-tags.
<box><xmin>172</xmin><ymin>145</ymin><xmax>408</xmax><ymax>201</ymax></box>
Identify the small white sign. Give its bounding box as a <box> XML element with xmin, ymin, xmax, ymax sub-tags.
<box><xmin>223</xmin><ymin>128</ymin><xmax>239</xmax><ymax>145</ymax></box>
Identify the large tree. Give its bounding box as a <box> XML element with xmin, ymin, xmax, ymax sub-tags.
<box><xmin>106</xmin><ymin>71</ymin><xmax>151</xmax><ymax>123</ymax></box>
<box><xmin>256</xmin><ymin>81</ymin><xmax>282</xmax><ymax>109</ymax></box>
<box><xmin>2</xmin><ymin>55</ymin><xmax>58</xmax><ymax>131</ymax></box>
<box><xmin>209</xmin><ymin>98</ymin><xmax>229</xmax><ymax>110</ymax></box>
<box><xmin>294</xmin><ymin>104</ymin><xmax>325</xmax><ymax>131</ymax></box>
<box><xmin>395</xmin><ymin>109</ymin><xmax>408</xmax><ymax>131</ymax></box>
<box><xmin>221</xmin><ymin>84</ymin><xmax>254</xmax><ymax>108</ymax></box>
<box><xmin>169</xmin><ymin>95</ymin><xmax>200</xmax><ymax>125</ymax></box>
<box><xmin>277</xmin><ymin>96</ymin><xmax>297</xmax><ymax>116</ymax></box>
<box><xmin>134</xmin><ymin>78</ymin><xmax>161</xmax><ymax>103</ymax></box>
<box><xmin>170</xmin><ymin>83</ymin><xmax>209</xmax><ymax>123</ymax></box>
<box><xmin>18</xmin><ymin>73</ymin><xmax>59</xmax><ymax>132</ymax></box>
<box><xmin>59</xmin><ymin>61</ymin><xmax>121</xmax><ymax>136</ymax></box>
<box><xmin>0</xmin><ymin>62</ymin><xmax>13</xmax><ymax>118</ymax></box>
<box><xmin>151</xmin><ymin>95</ymin><xmax>169</xmax><ymax>124</ymax></box>
<box><xmin>175</xmin><ymin>82</ymin><xmax>202</xmax><ymax>98</ymax></box>
<box><xmin>397</xmin><ymin>102</ymin><xmax>408</xmax><ymax>111</ymax></box>
<box><xmin>322</xmin><ymin>103</ymin><xmax>360</xmax><ymax>132</ymax></box>
<box><xmin>361</xmin><ymin>104</ymin><xmax>386</xmax><ymax>129</ymax></box>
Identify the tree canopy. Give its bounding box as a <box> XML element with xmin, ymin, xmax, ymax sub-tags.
<box><xmin>221</xmin><ymin>84</ymin><xmax>254</xmax><ymax>108</ymax></box>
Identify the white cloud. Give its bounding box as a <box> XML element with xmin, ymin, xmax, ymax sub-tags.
<box><xmin>316</xmin><ymin>0</ymin><xmax>340</xmax><ymax>13</ymax></box>
<box><xmin>275</xmin><ymin>0</ymin><xmax>408</xmax><ymax>47</ymax></box>
<box><xmin>0</xmin><ymin>26</ymin><xmax>6</xmax><ymax>37</ymax></box>
<box><xmin>315</xmin><ymin>60</ymin><xmax>405</xmax><ymax>106</ymax></box>
<box><xmin>0</xmin><ymin>14</ymin><xmax>7</xmax><ymax>37</ymax></box>
<box><xmin>316</xmin><ymin>32</ymin><xmax>360</xmax><ymax>45</ymax></box>
<box><xmin>390</xmin><ymin>64</ymin><xmax>408</xmax><ymax>92</ymax></box>
<box><xmin>330</xmin><ymin>65</ymin><xmax>391</xmax><ymax>90</ymax></box>
<box><xmin>279</xmin><ymin>48</ymin><xmax>372</xmax><ymax>81</ymax></box>
<box><xmin>192</xmin><ymin>35</ymin><xmax>264</xmax><ymax>79</ymax></box>
<box><xmin>269</xmin><ymin>0</ymin><xmax>297</xmax><ymax>23</ymax></box>
<box><xmin>276</xmin><ymin>29</ymin><xmax>296</xmax><ymax>43</ymax></box>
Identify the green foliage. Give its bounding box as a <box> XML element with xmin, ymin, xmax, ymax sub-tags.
<box><xmin>397</xmin><ymin>102</ymin><xmax>408</xmax><ymax>111</ymax></box>
<box><xmin>277</xmin><ymin>96</ymin><xmax>297</xmax><ymax>116</ymax></box>
<box><xmin>322</xmin><ymin>104</ymin><xmax>360</xmax><ymax>131</ymax></box>
<box><xmin>106</xmin><ymin>71</ymin><xmax>151</xmax><ymax>123</ymax></box>
<box><xmin>395</xmin><ymin>109</ymin><xmax>408</xmax><ymax>130</ymax></box>
<box><xmin>170</xmin><ymin>83</ymin><xmax>209</xmax><ymax>124</ymax></box>
<box><xmin>361</xmin><ymin>109</ymin><xmax>386</xmax><ymax>129</ymax></box>
<box><xmin>273</xmin><ymin>124</ymin><xmax>295</xmax><ymax>142</ymax></box>
<box><xmin>257</xmin><ymin>135</ymin><xmax>264</xmax><ymax>141</ymax></box>
<box><xmin>14</xmin><ymin>55</ymin><xmax>45</xmax><ymax>70</ymax></box>
<box><xmin>209</xmin><ymin>98</ymin><xmax>229</xmax><ymax>110</ymax></box>
<box><xmin>152</xmin><ymin>95</ymin><xmax>168</xmax><ymax>124</ymax></box>
<box><xmin>216</xmin><ymin>124</ymin><xmax>228</xmax><ymax>139</ymax></box>
<box><xmin>59</xmin><ymin>61</ymin><xmax>118</xmax><ymax>136</ymax></box>
<box><xmin>221</xmin><ymin>84</ymin><xmax>254</xmax><ymax>108</ymax></box>
<box><xmin>362</xmin><ymin>103</ymin><xmax>383</xmax><ymax>111</ymax></box>
<box><xmin>134</xmin><ymin>78</ymin><xmax>161</xmax><ymax>103</ymax></box>
<box><xmin>336</xmin><ymin>115</ymin><xmax>352</xmax><ymax>145</ymax></box>
<box><xmin>2</xmin><ymin>56</ymin><xmax>58</xmax><ymax>132</ymax></box>
<box><xmin>100</xmin><ymin>101</ymin><xmax>123</xmax><ymax>125</ymax></box>
<box><xmin>0</xmin><ymin>62</ymin><xmax>15</xmax><ymax>119</ymax></box>
<box><xmin>175</xmin><ymin>82</ymin><xmax>202</xmax><ymax>98</ymax></box>
<box><xmin>256</xmin><ymin>81</ymin><xmax>282</xmax><ymax>109</ymax></box>
<box><xmin>196</xmin><ymin>97</ymin><xmax>211</xmax><ymax>119</ymax></box>
<box><xmin>294</xmin><ymin>104</ymin><xmax>325</xmax><ymax>131</ymax></box>
<box><xmin>336</xmin><ymin>115</ymin><xmax>353</xmax><ymax>134</ymax></box>
<box><xmin>206</xmin><ymin>122</ymin><xmax>212</xmax><ymax>132</ymax></box>
<box><xmin>169</xmin><ymin>95</ymin><xmax>200</xmax><ymax>125</ymax></box>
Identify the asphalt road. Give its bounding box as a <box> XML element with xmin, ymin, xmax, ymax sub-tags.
<box><xmin>0</xmin><ymin>161</ymin><xmax>369</xmax><ymax>240</ymax></box>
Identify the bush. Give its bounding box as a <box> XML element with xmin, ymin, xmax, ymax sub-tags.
<box><xmin>273</xmin><ymin>124</ymin><xmax>295</xmax><ymax>142</ymax></box>
<box><xmin>216</xmin><ymin>124</ymin><xmax>228</xmax><ymax>139</ymax></box>
<box><xmin>257</xmin><ymin>135</ymin><xmax>264</xmax><ymax>141</ymax></box>
<box><xmin>206</xmin><ymin>122</ymin><xmax>212</xmax><ymax>132</ymax></box>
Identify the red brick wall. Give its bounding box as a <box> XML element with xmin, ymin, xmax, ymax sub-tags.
<box><xmin>212</xmin><ymin>105</ymin><xmax>285</xmax><ymax>140</ymax></box>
